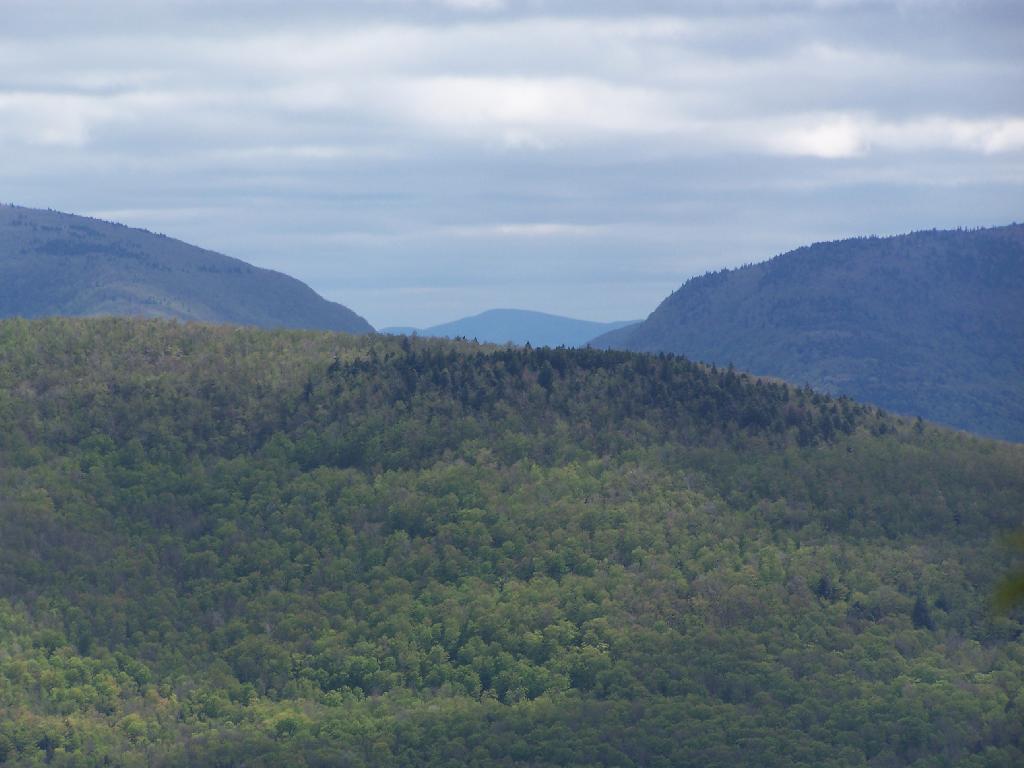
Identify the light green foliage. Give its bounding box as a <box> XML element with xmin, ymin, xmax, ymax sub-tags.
<box><xmin>0</xmin><ymin>317</ymin><xmax>1021</xmax><ymax>766</ymax></box>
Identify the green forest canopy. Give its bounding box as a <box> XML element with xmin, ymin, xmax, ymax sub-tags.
<box><xmin>0</xmin><ymin>317</ymin><xmax>1022</xmax><ymax>766</ymax></box>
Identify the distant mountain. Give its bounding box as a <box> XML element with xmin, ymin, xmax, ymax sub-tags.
<box><xmin>385</xmin><ymin>308</ymin><xmax>639</xmax><ymax>347</ymax></box>
<box><xmin>0</xmin><ymin>204</ymin><xmax>373</xmax><ymax>333</ymax></box>
<box><xmin>593</xmin><ymin>225</ymin><xmax>1024</xmax><ymax>441</ymax></box>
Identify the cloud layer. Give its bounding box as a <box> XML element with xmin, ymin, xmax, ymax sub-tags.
<box><xmin>2</xmin><ymin>1</ymin><xmax>1022</xmax><ymax>326</ymax></box>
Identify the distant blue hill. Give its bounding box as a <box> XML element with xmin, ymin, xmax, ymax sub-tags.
<box><xmin>0</xmin><ymin>205</ymin><xmax>373</xmax><ymax>334</ymax></box>
<box><xmin>383</xmin><ymin>309</ymin><xmax>639</xmax><ymax>348</ymax></box>
<box><xmin>592</xmin><ymin>224</ymin><xmax>1024</xmax><ymax>442</ymax></box>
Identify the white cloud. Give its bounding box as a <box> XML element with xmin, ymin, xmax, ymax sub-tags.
<box><xmin>439</xmin><ymin>223</ymin><xmax>609</xmax><ymax>237</ymax></box>
<box><xmin>758</xmin><ymin>114</ymin><xmax>1024</xmax><ymax>158</ymax></box>
<box><xmin>386</xmin><ymin>76</ymin><xmax>685</xmax><ymax>146</ymax></box>
<box><xmin>1</xmin><ymin>3</ymin><xmax>1022</xmax><ymax>325</ymax></box>
<box><xmin>769</xmin><ymin>116</ymin><xmax>867</xmax><ymax>158</ymax></box>
<box><xmin>0</xmin><ymin>92</ymin><xmax>118</xmax><ymax>146</ymax></box>
<box><xmin>435</xmin><ymin>0</ymin><xmax>504</xmax><ymax>9</ymax></box>
<box><xmin>878</xmin><ymin>116</ymin><xmax>1024</xmax><ymax>154</ymax></box>
<box><xmin>0</xmin><ymin>88</ymin><xmax>224</xmax><ymax>147</ymax></box>
<box><xmin>2</xmin><ymin>14</ymin><xmax>1020</xmax><ymax>157</ymax></box>
<box><xmin>210</xmin><ymin>144</ymin><xmax>398</xmax><ymax>162</ymax></box>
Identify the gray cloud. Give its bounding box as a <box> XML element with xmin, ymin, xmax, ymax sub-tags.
<box><xmin>1</xmin><ymin>1</ymin><xmax>1021</xmax><ymax>326</ymax></box>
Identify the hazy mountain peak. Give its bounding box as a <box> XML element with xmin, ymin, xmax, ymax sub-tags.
<box><xmin>594</xmin><ymin>223</ymin><xmax>1024</xmax><ymax>441</ymax></box>
<box><xmin>385</xmin><ymin>307</ymin><xmax>639</xmax><ymax>348</ymax></box>
<box><xmin>0</xmin><ymin>204</ymin><xmax>373</xmax><ymax>334</ymax></box>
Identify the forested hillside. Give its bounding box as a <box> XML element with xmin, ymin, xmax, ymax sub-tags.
<box><xmin>0</xmin><ymin>318</ymin><xmax>1022</xmax><ymax>766</ymax></box>
<box><xmin>0</xmin><ymin>205</ymin><xmax>373</xmax><ymax>334</ymax></box>
<box><xmin>594</xmin><ymin>225</ymin><xmax>1024</xmax><ymax>442</ymax></box>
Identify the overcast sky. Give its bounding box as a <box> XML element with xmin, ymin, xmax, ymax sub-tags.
<box><xmin>2</xmin><ymin>0</ymin><xmax>1022</xmax><ymax>327</ymax></box>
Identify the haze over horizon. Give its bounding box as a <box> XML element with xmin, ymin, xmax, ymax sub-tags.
<box><xmin>2</xmin><ymin>0</ymin><xmax>1022</xmax><ymax>327</ymax></box>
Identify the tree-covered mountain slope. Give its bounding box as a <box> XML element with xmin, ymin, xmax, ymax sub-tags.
<box><xmin>1</xmin><ymin>317</ymin><xmax>1022</xmax><ymax>767</ymax></box>
<box><xmin>593</xmin><ymin>225</ymin><xmax>1024</xmax><ymax>442</ymax></box>
<box><xmin>384</xmin><ymin>309</ymin><xmax>638</xmax><ymax>348</ymax></box>
<box><xmin>0</xmin><ymin>205</ymin><xmax>373</xmax><ymax>333</ymax></box>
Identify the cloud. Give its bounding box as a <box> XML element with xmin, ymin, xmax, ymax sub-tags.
<box><xmin>768</xmin><ymin>115</ymin><xmax>866</xmax><ymax>158</ymax></box>
<box><xmin>759</xmin><ymin>114</ymin><xmax>1024</xmax><ymax>158</ymax></box>
<box><xmin>435</xmin><ymin>0</ymin><xmax>504</xmax><ymax>9</ymax></box>
<box><xmin>2</xmin><ymin>14</ymin><xmax>1020</xmax><ymax>158</ymax></box>
<box><xmin>0</xmin><ymin>93</ymin><xmax>106</xmax><ymax>146</ymax></box>
<box><xmin>439</xmin><ymin>223</ymin><xmax>610</xmax><ymax>237</ymax></box>
<box><xmin>0</xmin><ymin>2</ymin><xmax>1021</xmax><ymax>325</ymax></box>
<box><xmin>210</xmin><ymin>144</ymin><xmax>399</xmax><ymax>162</ymax></box>
<box><xmin>386</xmin><ymin>76</ymin><xmax>684</xmax><ymax>147</ymax></box>
<box><xmin>877</xmin><ymin>116</ymin><xmax>1024</xmax><ymax>155</ymax></box>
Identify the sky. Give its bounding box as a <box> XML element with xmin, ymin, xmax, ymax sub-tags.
<box><xmin>2</xmin><ymin>0</ymin><xmax>1022</xmax><ymax>328</ymax></box>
